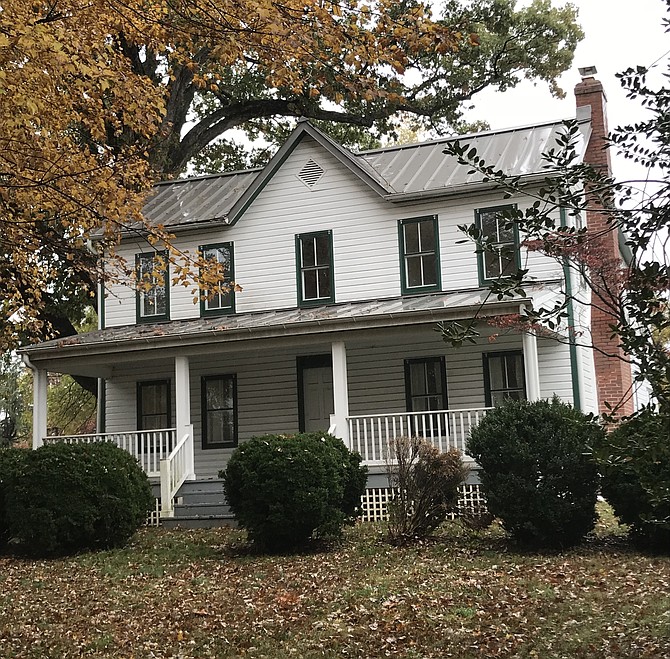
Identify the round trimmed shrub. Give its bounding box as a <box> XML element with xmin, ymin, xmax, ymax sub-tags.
<box><xmin>467</xmin><ymin>398</ymin><xmax>602</xmax><ymax>548</ymax></box>
<box><xmin>221</xmin><ymin>433</ymin><xmax>367</xmax><ymax>552</ymax></box>
<box><xmin>594</xmin><ymin>410</ymin><xmax>670</xmax><ymax>552</ymax></box>
<box><xmin>0</xmin><ymin>448</ymin><xmax>26</xmax><ymax>548</ymax></box>
<box><xmin>5</xmin><ymin>442</ymin><xmax>154</xmax><ymax>555</ymax></box>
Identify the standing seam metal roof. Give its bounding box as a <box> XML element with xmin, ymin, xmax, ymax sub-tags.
<box><xmin>140</xmin><ymin>119</ymin><xmax>588</xmax><ymax>229</ymax></box>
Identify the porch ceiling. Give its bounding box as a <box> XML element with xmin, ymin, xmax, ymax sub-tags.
<box><xmin>19</xmin><ymin>283</ymin><xmax>563</xmax><ymax>367</ymax></box>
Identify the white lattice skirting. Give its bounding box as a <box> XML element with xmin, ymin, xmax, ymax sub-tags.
<box><xmin>360</xmin><ymin>483</ymin><xmax>487</xmax><ymax>523</ymax></box>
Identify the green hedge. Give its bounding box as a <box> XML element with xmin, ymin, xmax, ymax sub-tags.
<box><xmin>5</xmin><ymin>442</ymin><xmax>154</xmax><ymax>556</ymax></box>
<box><xmin>467</xmin><ymin>398</ymin><xmax>602</xmax><ymax>549</ymax></box>
<box><xmin>222</xmin><ymin>433</ymin><xmax>367</xmax><ymax>552</ymax></box>
<box><xmin>0</xmin><ymin>448</ymin><xmax>26</xmax><ymax>548</ymax></box>
<box><xmin>595</xmin><ymin>410</ymin><xmax>670</xmax><ymax>552</ymax></box>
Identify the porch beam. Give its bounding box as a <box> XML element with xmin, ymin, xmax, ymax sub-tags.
<box><xmin>522</xmin><ymin>330</ymin><xmax>541</xmax><ymax>401</ymax></box>
<box><xmin>174</xmin><ymin>355</ymin><xmax>195</xmax><ymax>479</ymax></box>
<box><xmin>331</xmin><ymin>341</ymin><xmax>350</xmax><ymax>446</ymax></box>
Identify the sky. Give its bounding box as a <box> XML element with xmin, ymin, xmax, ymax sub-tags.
<box><xmin>464</xmin><ymin>0</ymin><xmax>670</xmax><ymax>183</ymax></box>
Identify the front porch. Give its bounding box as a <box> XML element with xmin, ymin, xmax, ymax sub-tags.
<box><xmin>21</xmin><ymin>296</ymin><xmax>578</xmax><ymax>522</ymax></box>
<box><xmin>40</xmin><ymin>405</ymin><xmax>492</xmax><ymax>519</ymax></box>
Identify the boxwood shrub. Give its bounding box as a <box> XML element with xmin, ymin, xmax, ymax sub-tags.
<box><xmin>5</xmin><ymin>442</ymin><xmax>154</xmax><ymax>556</ymax></box>
<box><xmin>222</xmin><ymin>432</ymin><xmax>367</xmax><ymax>552</ymax></box>
<box><xmin>0</xmin><ymin>448</ymin><xmax>26</xmax><ymax>548</ymax></box>
<box><xmin>594</xmin><ymin>410</ymin><xmax>670</xmax><ymax>552</ymax></box>
<box><xmin>467</xmin><ymin>398</ymin><xmax>602</xmax><ymax>549</ymax></box>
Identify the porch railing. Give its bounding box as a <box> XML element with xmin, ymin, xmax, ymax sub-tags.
<box><xmin>347</xmin><ymin>407</ymin><xmax>492</xmax><ymax>465</ymax></box>
<box><xmin>160</xmin><ymin>424</ymin><xmax>194</xmax><ymax>518</ymax></box>
<box><xmin>43</xmin><ymin>428</ymin><xmax>176</xmax><ymax>478</ymax></box>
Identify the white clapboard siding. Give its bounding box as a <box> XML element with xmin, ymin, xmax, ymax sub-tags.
<box><xmin>537</xmin><ymin>337</ymin><xmax>574</xmax><ymax>403</ymax></box>
<box><xmin>103</xmin><ymin>137</ymin><xmax>563</xmax><ymax>326</ymax></box>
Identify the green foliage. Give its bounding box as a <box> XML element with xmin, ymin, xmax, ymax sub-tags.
<box><xmin>594</xmin><ymin>410</ymin><xmax>670</xmax><ymax>552</ymax></box>
<box><xmin>386</xmin><ymin>437</ymin><xmax>468</xmax><ymax>544</ymax></box>
<box><xmin>0</xmin><ymin>354</ymin><xmax>28</xmax><ymax>447</ymax></box>
<box><xmin>0</xmin><ymin>448</ymin><xmax>27</xmax><ymax>547</ymax></box>
<box><xmin>467</xmin><ymin>398</ymin><xmax>602</xmax><ymax>548</ymax></box>
<box><xmin>188</xmin><ymin>0</ymin><xmax>581</xmax><ymax>175</ymax></box>
<box><xmin>221</xmin><ymin>433</ymin><xmax>367</xmax><ymax>552</ymax></box>
<box><xmin>5</xmin><ymin>442</ymin><xmax>154</xmax><ymax>556</ymax></box>
<box><xmin>47</xmin><ymin>374</ymin><xmax>97</xmax><ymax>435</ymax></box>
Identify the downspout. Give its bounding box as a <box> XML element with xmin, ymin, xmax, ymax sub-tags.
<box><xmin>561</xmin><ymin>207</ymin><xmax>583</xmax><ymax>410</ymax></box>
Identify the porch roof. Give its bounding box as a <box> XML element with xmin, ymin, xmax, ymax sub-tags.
<box><xmin>21</xmin><ymin>283</ymin><xmax>562</xmax><ymax>364</ymax></box>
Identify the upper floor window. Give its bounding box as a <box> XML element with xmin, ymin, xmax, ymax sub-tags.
<box><xmin>201</xmin><ymin>374</ymin><xmax>238</xmax><ymax>449</ymax></box>
<box><xmin>296</xmin><ymin>231</ymin><xmax>334</xmax><ymax>307</ymax></box>
<box><xmin>136</xmin><ymin>251</ymin><xmax>169</xmax><ymax>323</ymax></box>
<box><xmin>483</xmin><ymin>351</ymin><xmax>526</xmax><ymax>406</ymax></box>
<box><xmin>200</xmin><ymin>243</ymin><xmax>235</xmax><ymax>316</ymax></box>
<box><xmin>399</xmin><ymin>216</ymin><xmax>441</xmax><ymax>294</ymax></box>
<box><xmin>475</xmin><ymin>205</ymin><xmax>520</xmax><ymax>284</ymax></box>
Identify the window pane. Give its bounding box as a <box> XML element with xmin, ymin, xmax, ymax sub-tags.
<box><xmin>421</xmin><ymin>254</ymin><xmax>437</xmax><ymax>285</ymax></box>
<box><xmin>301</xmin><ymin>237</ymin><xmax>316</xmax><ymax>267</ymax></box>
<box><xmin>419</xmin><ymin>220</ymin><xmax>435</xmax><ymax>252</ymax></box>
<box><xmin>425</xmin><ymin>361</ymin><xmax>440</xmax><ymax>394</ymax></box>
<box><xmin>485</xmin><ymin>252</ymin><xmax>502</xmax><ymax>279</ymax></box>
<box><xmin>404</xmin><ymin>222</ymin><xmax>419</xmax><ymax>255</ymax></box>
<box><xmin>208</xmin><ymin>410</ymin><xmax>234</xmax><ymax>445</ymax></box>
<box><xmin>315</xmin><ymin>235</ymin><xmax>330</xmax><ymax>266</ymax></box>
<box><xmin>303</xmin><ymin>270</ymin><xmax>318</xmax><ymax>299</ymax></box>
<box><xmin>410</xmin><ymin>362</ymin><xmax>427</xmax><ymax>395</ymax></box>
<box><xmin>505</xmin><ymin>354</ymin><xmax>523</xmax><ymax>389</ymax></box>
<box><xmin>488</xmin><ymin>356</ymin><xmax>504</xmax><ymax>391</ymax></box>
<box><xmin>406</xmin><ymin>255</ymin><xmax>423</xmax><ymax>288</ymax></box>
<box><xmin>480</xmin><ymin>212</ymin><xmax>498</xmax><ymax>241</ymax></box>
<box><xmin>499</xmin><ymin>245</ymin><xmax>516</xmax><ymax>275</ymax></box>
<box><xmin>317</xmin><ymin>267</ymin><xmax>331</xmax><ymax>298</ymax></box>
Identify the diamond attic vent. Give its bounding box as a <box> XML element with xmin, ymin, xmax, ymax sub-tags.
<box><xmin>297</xmin><ymin>159</ymin><xmax>325</xmax><ymax>188</ymax></box>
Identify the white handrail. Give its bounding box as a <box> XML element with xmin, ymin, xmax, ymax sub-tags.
<box><xmin>159</xmin><ymin>425</ymin><xmax>194</xmax><ymax>518</ymax></box>
<box><xmin>347</xmin><ymin>408</ymin><xmax>492</xmax><ymax>465</ymax></box>
<box><xmin>44</xmin><ymin>428</ymin><xmax>176</xmax><ymax>478</ymax></box>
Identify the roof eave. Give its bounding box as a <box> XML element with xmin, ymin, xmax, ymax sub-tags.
<box><xmin>20</xmin><ymin>298</ymin><xmax>526</xmax><ymax>365</ymax></box>
<box><xmin>383</xmin><ymin>172</ymin><xmax>558</xmax><ymax>204</ymax></box>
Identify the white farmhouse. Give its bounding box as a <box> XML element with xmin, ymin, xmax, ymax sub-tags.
<box><xmin>20</xmin><ymin>72</ymin><xmax>633</xmax><ymax>524</ymax></box>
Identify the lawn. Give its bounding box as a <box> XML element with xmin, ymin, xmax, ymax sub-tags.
<box><xmin>0</xmin><ymin>513</ymin><xmax>669</xmax><ymax>658</ymax></box>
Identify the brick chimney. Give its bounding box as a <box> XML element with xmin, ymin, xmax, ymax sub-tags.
<box><xmin>574</xmin><ymin>67</ymin><xmax>634</xmax><ymax>416</ymax></box>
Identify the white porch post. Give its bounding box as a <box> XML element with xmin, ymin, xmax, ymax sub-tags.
<box><xmin>32</xmin><ymin>368</ymin><xmax>48</xmax><ymax>449</ymax></box>
<box><xmin>522</xmin><ymin>330</ymin><xmax>541</xmax><ymax>401</ymax></box>
<box><xmin>331</xmin><ymin>341</ymin><xmax>350</xmax><ymax>447</ymax></box>
<box><xmin>174</xmin><ymin>355</ymin><xmax>195</xmax><ymax>479</ymax></box>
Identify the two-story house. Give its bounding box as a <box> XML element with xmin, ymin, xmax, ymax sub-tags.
<box><xmin>20</xmin><ymin>72</ymin><xmax>633</xmax><ymax>522</ymax></box>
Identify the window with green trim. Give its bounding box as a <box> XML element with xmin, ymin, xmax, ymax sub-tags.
<box><xmin>404</xmin><ymin>357</ymin><xmax>448</xmax><ymax>412</ymax></box>
<box><xmin>200</xmin><ymin>243</ymin><xmax>235</xmax><ymax>316</ymax></box>
<box><xmin>296</xmin><ymin>231</ymin><xmax>334</xmax><ymax>306</ymax></box>
<box><xmin>201</xmin><ymin>375</ymin><xmax>237</xmax><ymax>449</ymax></box>
<box><xmin>483</xmin><ymin>351</ymin><xmax>526</xmax><ymax>406</ymax></box>
<box><xmin>475</xmin><ymin>205</ymin><xmax>520</xmax><ymax>284</ymax></box>
<box><xmin>137</xmin><ymin>380</ymin><xmax>171</xmax><ymax>430</ymax></box>
<box><xmin>399</xmin><ymin>216</ymin><xmax>441</xmax><ymax>294</ymax></box>
<box><xmin>136</xmin><ymin>251</ymin><xmax>169</xmax><ymax>322</ymax></box>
